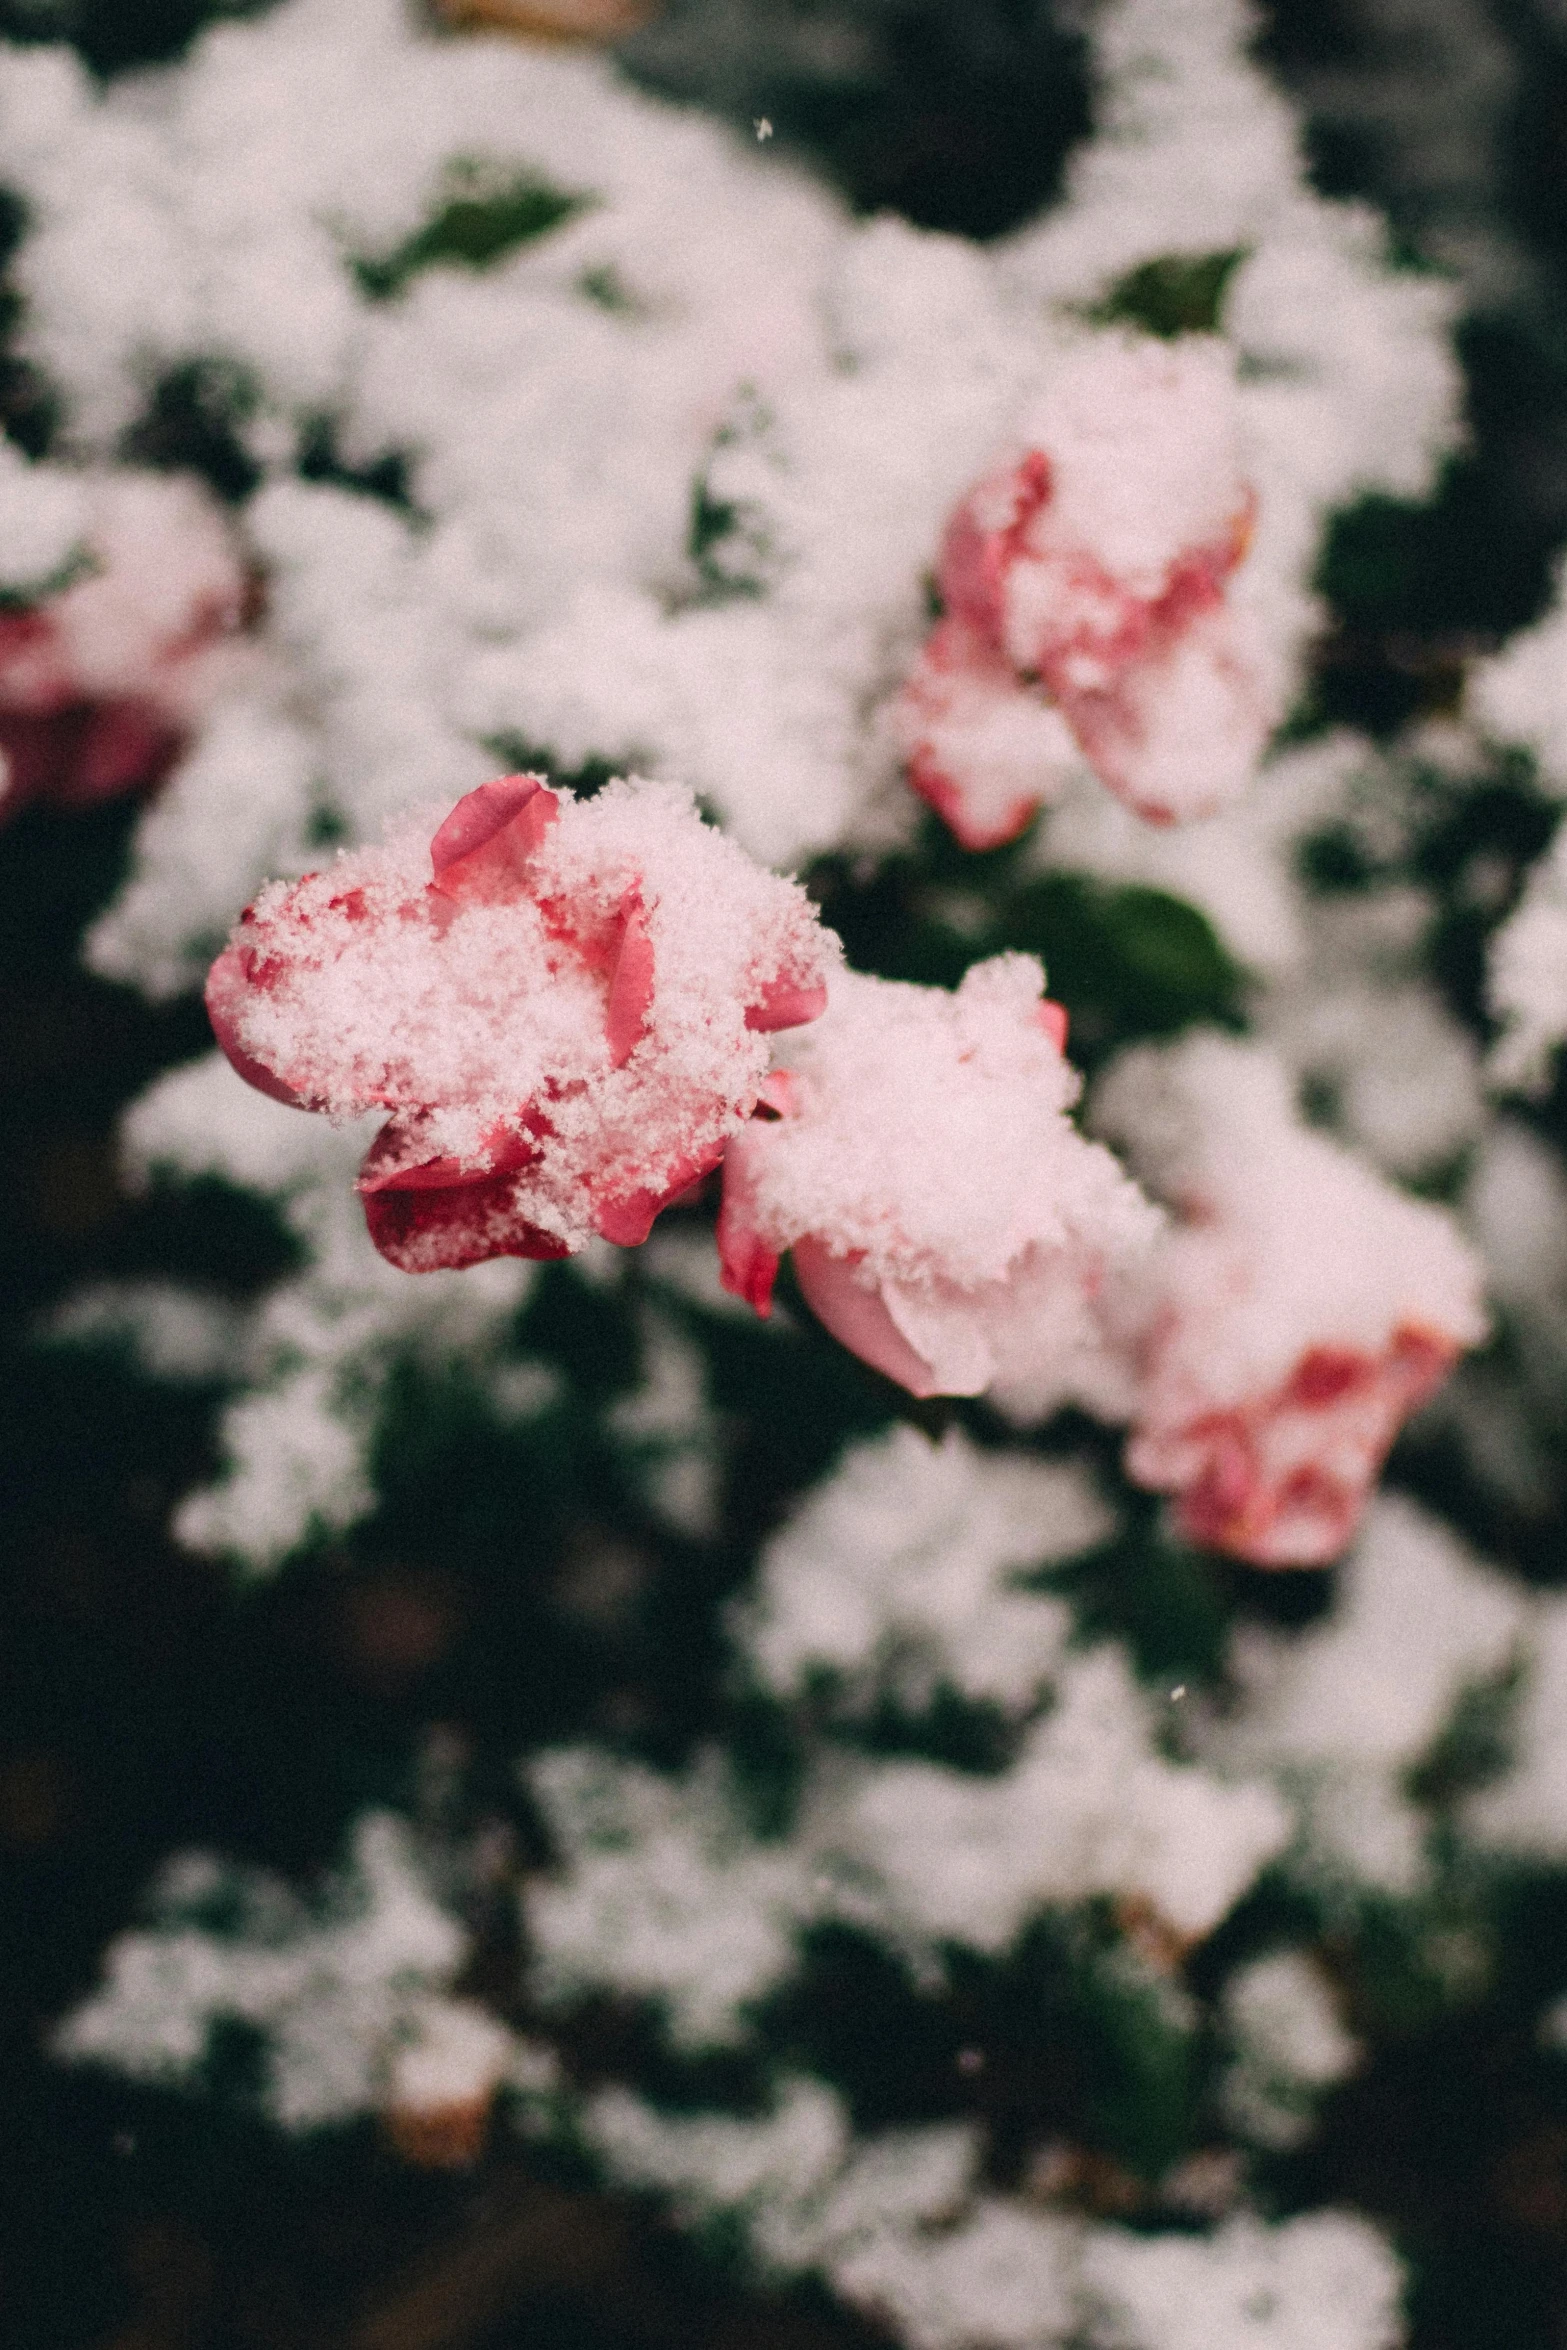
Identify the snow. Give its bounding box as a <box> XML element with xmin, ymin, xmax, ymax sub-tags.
<box><xmin>741</xmin><ymin>1424</ymin><xmax>1113</xmax><ymax>1714</ymax></box>
<box><xmin>1079</xmin><ymin>2210</ymin><xmax>1404</xmax><ymax>2350</ymax></box>
<box><xmin>54</xmin><ymin>1814</ymin><xmax>473</xmax><ymax>2133</ymax></box>
<box><xmin>1220</xmin><ymin>1951</ymin><xmax>1361</xmax><ymax>2149</ymax></box>
<box><xmin>1213</xmin><ymin>1496</ymin><xmax>1527</xmax><ymax>1893</ymax></box>
<box><xmin>830</xmin><ymin>1646</ymin><xmax>1290</xmax><ymax>1949</ymax></box>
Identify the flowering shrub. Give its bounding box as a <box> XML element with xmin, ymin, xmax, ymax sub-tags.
<box><xmin>0</xmin><ymin>467</ymin><xmax>248</xmax><ymax>822</ymax></box>
<box><xmin>894</xmin><ymin>339</ymin><xmax>1276</xmax><ymax>846</ymax></box>
<box><xmin>208</xmin><ymin>772</ymin><xmax>833</xmax><ymax>1268</ymax></box>
<box><xmin>12</xmin><ymin>0</ymin><xmax>1567</xmax><ymax>2342</ymax></box>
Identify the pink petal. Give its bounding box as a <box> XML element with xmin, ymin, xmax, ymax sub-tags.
<box><xmin>362</xmin><ymin>1168</ymin><xmax>571</xmax><ymax>1273</ymax></box>
<box><xmin>908</xmin><ymin>749</ymin><xmax>1043</xmax><ymax>854</ymax></box>
<box><xmin>744</xmin><ymin>976</ymin><xmax>829</xmax><ymax>1033</ymax></box>
<box><xmin>0</xmin><ymin>701</ymin><xmax>183</xmax><ymax>822</ymax></box>
<box><xmin>716</xmin><ymin>1131</ymin><xmax>781</xmax><ymax>1314</ymax></box>
<box><xmin>593</xmin><ymin>1140</ymin><xmax>727</xmax><ymax>1249</ymax></box>
<box><xmin>429</xmin><ymin>773</ymin><xmax>558</xmax><ymax>903</ymax></box>
<box><xmin>1035</xmin><ymin>1000</ymin><xmax>1069</xmax><ymax>1053</ymax></box>
<box><xmin>0</xmin><ymin>606</ymin><xmax>69</xmax><ymax>708</ymax></box>
<box><xmin>70</xmin><ymin>700</ymin><xmax>183</xmax><ymax>805</ymax></box>
<box><xmin>791</xmin><ymin>1236</ymin><xmax>943</xmax><ymax>1397</ymax></box>
<box><xmin>937</xmin><ymin>450</ymin><xmax>1053</xmax><ymax>636</ymax></box>
<box><xmin>898</xmin><ymin>621</ymin><xmax>1056</xmax><ymax>852</ymax></box>
<box><xmin>357</xmin><ymin>1110</ymin><xmax>547</xmax><ymax>1194</ymax></box>
<box><xmin>604</xmin><ymin>888</ymin><xmax>656</xmax><ymax>1067</ymax></box>
<box><xmin>1138</xmin><ymin>1321</ymin><xmax>1464</xmax><ymax>1568</ymax></box>
<box><xmin>755</xmin><ymin>1071</ymin><xmax>800</xmax><ymax>1116</ymax></box>
<box><xmin>1035</xmin><ymin>517</ymin><xmax>1265</xmax><ymax>825</ymax></box>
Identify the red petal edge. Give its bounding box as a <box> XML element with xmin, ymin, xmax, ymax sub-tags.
<box><xmin>792</xmin><ymin>1238</ymin><xmax>943</xmax><ymax>1397</ymax></box>
<box><xmin>716</xmin><ymin>1127</ymin><xmax>781</xmax><ymax>1313</ymax></box>
<box><xmin>205</xmin><ymin>941</ymin><xmax>314</xmax><ymax>1109</ymax></box>
<box><xmin>1035</xmin><ymin>999</ymin><xmax>1069</xmax><ymax>1053</ymax></box>
<box><xmin>745</xmin><ymin>977</ymin><xmax>828</xmax><ymax>1033</ymax></box>
<box><xmin>429</xmin><ymin>774</ymin><xmax>559</xmax><ymax>903</ymax></box>
<box><xmin>605</xmin><ymin>889</ymin><xmax>656</xmax><ymax>1067</ymax></box>
<box><xmin>594</xmin><ymin>1141</ymin><xmax>727</xmax><ymax>1250</ymax></box>
<box><xmin>362</xmin><ymin>1168</ymin><xmax>570</xmax><ymax>1272</ymax></box>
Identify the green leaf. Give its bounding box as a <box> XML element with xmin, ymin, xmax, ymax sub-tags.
<box><xmin>351</xmin><ymin>162</ymin><xmax>588</xmax><ymax>302</ymax></box>
<box><xmin>996</xmin><ymin>872</ymin><xmax>1247</xmax><ymax>1065</ymax></box>
<box><xmin>1046</xmin><ymin>1505</ymin><xmax>1234</xmax><ymax>1692</ymax></box>
<box><xmin>1405</xmin><ymin>1658</ymin><xmax>1525</xmax><ymax>1813</ymax></box>
<box><xmin>1083</xmin><ymin>249</ymin><xmax>1248</xmax><ymax>339</ymax></box>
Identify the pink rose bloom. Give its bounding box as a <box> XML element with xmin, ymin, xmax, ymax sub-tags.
<box><xmin>0</xmin><ymin>473</ymin><xmax>249</xmax><ymax>823</ymax></box>
<box><xmin>718</xmin><ymin>955</ymin><xmax>1159</xmax><ymax>1405</ymax></box>
<box><xmin>1093</xmin><ymin>1035</ymin><xmax>1488</xmax><ymax>1567</ymax></box>
<box><xmin>207</xmin><ymin>773</ymin><xmax>834</xmax><ymax>1272</ymax></box>
<box><xmin>893</xmin><ymin>338</ymin><xmax>1277</xmax><ymax>848</ymax></box>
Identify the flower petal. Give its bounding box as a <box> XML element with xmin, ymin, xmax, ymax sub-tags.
<box><xmin>363</xmin><ymin>1167</ymin><xmax>571</xmax><ymax>1272</ymax></box>
<box><xmin>429</xmin><ymin>773</ymin><xmax>558</xmax><ymax>903</ymax></box>
<box><xmin>205</xmin><ymin>939</ymin><xmax>316</xmax><ymax>1109</ymax></box>
<box><xmin>604</xmin><ymin>887</ymin><xmax>655</xmax><ymax>1067</ymax></box>
<box><xmin>791</xmin><ymin>1238</ymin><xmax>943</xmax><ymax>1398</ymax></box>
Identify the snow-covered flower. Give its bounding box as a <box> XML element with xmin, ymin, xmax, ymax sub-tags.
<box><xmin>0</xmin><ymin>469</ymin><xmax>249</xmax><ymax>823</ymax></box>
<box><xmin>208</xmin><ymin>771</ymin><xmax>834</xmax><ymax>1270</ymax></box>
<box><xmin>893</xmin><ymin>338</ymin><xmax>1275</xmax><ymax>848</ymax></box>
<box><xmin>717</xmin><ymin>956</ymin><xmax>1159</xmax><ymax>1403</ymax></box>
<box><xmin>1094</xmin><ymin>1034</ymin><xmax>1487</xmax><ymax>1566</ymax></box>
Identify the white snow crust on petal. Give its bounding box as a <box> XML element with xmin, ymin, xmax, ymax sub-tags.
<box><xmin>217</xmin><ymin>774</ymin><xmax>833</xmax><ymax>1254</ymax></box>
<box><xmin>737</xmin><ymin>958</ymin><xmax>1159</xmax><ymax>1411</ymax></box>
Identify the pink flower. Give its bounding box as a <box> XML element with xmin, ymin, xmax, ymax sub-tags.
<box><xmin>0</xmin><ymin>473</ymin><xmax>249</xmax><ymax>823</ymax></box>
<box><xmin>208</xmin><ymin>773</ymin><xmax>834</xmax><ymax>1271</ymax></box>
<box><xmin>893</xmin><ymin>339</ymin><xmax>1276</xmax><ymax>848</ymax></box>
<box><xmin>1093</xmin><ymin>1035</ymin><xmax>1488</xmax><ymax>1567</ymax></box>
<box><xmin>718</xmin><ymin>956</ymin><xmax>1159</xmax><ymax>1404</ymax></box>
